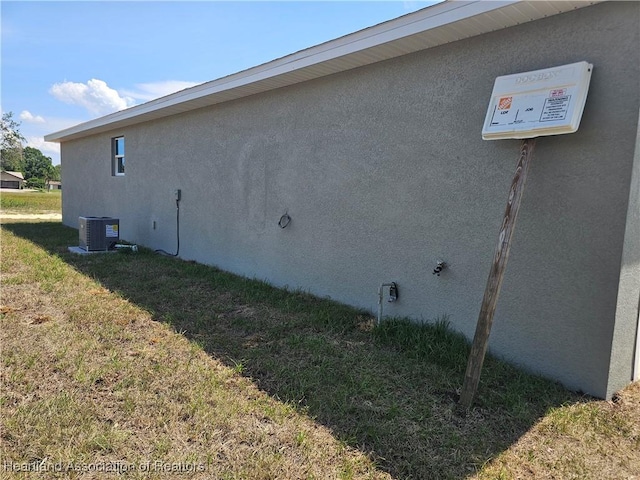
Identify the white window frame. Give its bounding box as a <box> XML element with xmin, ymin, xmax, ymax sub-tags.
<box><xmin>113</xmin><ymin>136</ymin><xmax>125</xmax><ymax>176</ymax></box>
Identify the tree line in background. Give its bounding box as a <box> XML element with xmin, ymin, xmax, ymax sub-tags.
<box><xmin>1</xmin><ymin>111</ymin><xmax>61</xmax><ymax>189</ymax></box>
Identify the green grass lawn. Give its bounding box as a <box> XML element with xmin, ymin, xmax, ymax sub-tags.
<box><xmin>0</xmin><ymin>190</ymin><xmax>61</xmax><ymax>214</ymax></box>
<box><xmin>1</xmin><ymin>218</ymin><xmax>638</xmax><ymax>479</ymax></box>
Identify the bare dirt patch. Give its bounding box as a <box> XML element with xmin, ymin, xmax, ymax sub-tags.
<box><xmin>1</xmin><ymin>213</ymin><xmax>62</xmax><ymax>220</ymax></box>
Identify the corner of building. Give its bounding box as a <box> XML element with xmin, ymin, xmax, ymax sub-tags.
<box><xmin>606</xmin><ymin>109</ymin><xmax>640</xmax><ymax>399</ymax></box>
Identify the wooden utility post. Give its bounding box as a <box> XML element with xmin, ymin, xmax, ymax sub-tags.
<box><xmin>459</xmin><ymin>138</ymin><xmax>536</xmax><ymax>409</ymax></box>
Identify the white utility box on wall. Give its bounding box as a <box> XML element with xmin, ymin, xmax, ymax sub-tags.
<box><xmin>482</xmin><ymin>61</ymin><xmax>593</xmax><ymax>140</ymax></box>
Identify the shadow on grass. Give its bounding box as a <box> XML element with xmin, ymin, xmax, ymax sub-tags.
<box><xmin>3</xmin><ymin>221</ymin><xmax>583</xmax><ymax>479</ymax></box>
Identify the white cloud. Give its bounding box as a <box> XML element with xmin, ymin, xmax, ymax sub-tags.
<box><xmin>26</xmin><ymin>136</ymin><xmax>60</xmax><ymax>158</ymax></box>
<box><xmin>49</xmin><ymin>78</ymin><xmax>200</xmax><ymax>116</ymax></box>
<box><xmin>120</xmin><ymin>80</ymin><xmax>200</xmax><ymax>102</ymax></box>
<box><xmin>49</xmin><ymin>79</ymin><xmax>134</xmax><ymax>116</ymax></box>
<box><xmin>20</xmin><ymin>110</ymin><xmax>45</xmax><ymax>123</ymax></box>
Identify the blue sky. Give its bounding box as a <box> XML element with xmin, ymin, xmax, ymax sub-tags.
<box><xmin>1</xmin><ymin>1</ymin><xmax>440</xmax><ymax>165</ymax></box>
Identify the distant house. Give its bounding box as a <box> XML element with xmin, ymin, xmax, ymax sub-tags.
<box><xmin>45</xmin><ymin>1</ymin><xmax>639</xmax><ymax>400</ymax></box>
<box><xmin>1</xmin><ymin>171</ymin><xmax>25</xmax><ymax>189</ymax></box>
<box><xmin>47</xmin><ymin>180</ymin><xmax>62</xmax><ymax>191</ymax></box>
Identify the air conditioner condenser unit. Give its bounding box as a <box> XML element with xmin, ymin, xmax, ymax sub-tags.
<box><xmin>79</xmin><ymin>216</ymin><xmax>120</xmax><ymax>251</ymax></box>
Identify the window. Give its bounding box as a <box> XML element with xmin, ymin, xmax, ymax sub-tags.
<box><xmin>113</xmin><ymin>136</ymin><xmax>125</xmax><ymax>176</ymax></box>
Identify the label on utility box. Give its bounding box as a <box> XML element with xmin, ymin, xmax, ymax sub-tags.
<box><xmin>105</xmin><ymin>224</ymin><xmax>119</xmax><ymax>238</ymax></box>
<box><xmin>482</xmin><ymin>61</ymin><xmax>592</xmax><ymax>140</ymax></box>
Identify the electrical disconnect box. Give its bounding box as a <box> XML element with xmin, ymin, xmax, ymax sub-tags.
<box><xmin>79</xmin><ymin>216</ymin><xmax>120</xmax><ymax>251</ymax></box>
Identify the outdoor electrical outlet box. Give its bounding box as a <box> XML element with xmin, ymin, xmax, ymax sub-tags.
<box><xmin>174</xmin><ymin>189</ymin><xmax>181</xmax><ymax>201</ymax></box>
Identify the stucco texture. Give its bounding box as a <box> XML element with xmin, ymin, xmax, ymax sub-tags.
<box><xmin>60</xmin><ymin>2</ymin><xmax>640</xmax><ymax>398</ymax></box>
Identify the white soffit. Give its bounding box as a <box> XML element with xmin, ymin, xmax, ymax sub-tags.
<box><xmin>45</xmin><ymin>0</ymin><xmax>600</xmax><ymax>142</ymax></box>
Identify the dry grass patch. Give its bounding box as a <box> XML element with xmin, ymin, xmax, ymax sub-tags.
<box><xmin>1</xmin><ymin>220</ymin><xmax>638</xmax><ymax>480</ymax></box>
<box><xmin>1</xmin><ymin>225</ymin><xmax>388</xmax><ymax>479</ymax></box>
<box><xmin>474</xmin><ymin>382</ymin><xmax>640</xmax><ymax>480</ymax></box>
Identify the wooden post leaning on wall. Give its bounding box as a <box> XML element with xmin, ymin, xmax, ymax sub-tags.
<box><xmin>459</xmin><ymin>138</ymin><xmax>536</xmax><ymax>409</ymax></box>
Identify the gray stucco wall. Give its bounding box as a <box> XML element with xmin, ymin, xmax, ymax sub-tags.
<box><xmin>61</xmin><ymin>2</ymin><xmax>640</xmax><ymax>398</ymax></box>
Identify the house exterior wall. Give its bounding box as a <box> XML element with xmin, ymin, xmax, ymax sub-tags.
<box><xmin>60</xmin><ymin>2</ymin><xmax>640</xmax><ymax>398</ymax></box>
